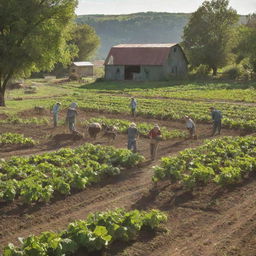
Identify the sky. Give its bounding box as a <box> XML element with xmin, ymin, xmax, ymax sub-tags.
<box><xmin>76</xmin><ymin>0</ymin><xmax>256</xmax><ymax>15</ymax></box>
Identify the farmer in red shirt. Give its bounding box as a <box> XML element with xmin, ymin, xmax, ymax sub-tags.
<box><xmin>148</xmin><ymin>124</ymin><xmax>162</xmax><ymax>161</ymax></box>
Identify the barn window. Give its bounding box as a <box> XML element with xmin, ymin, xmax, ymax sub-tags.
<box><xmin>116</xmin><ymin>68</ymin><xmax>120</xmax><ymax>73</ymax></box>
<box><xmin>173</xmin><ymin>47</ymin><xmax>177</xmax><ymax>53</ymax></box>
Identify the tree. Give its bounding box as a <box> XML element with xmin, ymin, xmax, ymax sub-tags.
<box><xmin>0</xmin><ymin>0</ymin><xmax>78</xmax><ymax>106</ymax></box>
<box><xmin>72</xmin><ymin>24</ymin><xmax>100</xmax><ymax>61</ymax></box>
<box><xmin>183</xmin><ymin>0</ymin><xmax>239</xmax><ymax>75</ymax></box>
<box><xmin>236</xmin><ymin>14</ymin><xmax>256</xmax><ymax>74</ymax></box>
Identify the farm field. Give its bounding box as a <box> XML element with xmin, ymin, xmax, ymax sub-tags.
<box><xmin>0</xmin><ymin>79</ymin><xmax>256</xmax><ymax>256</ymax></box>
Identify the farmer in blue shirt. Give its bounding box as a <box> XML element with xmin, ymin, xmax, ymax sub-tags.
<box><xmin>210</xmin><ymin>107</ymin><xmax>222</xmax><ymax>136</ymax></box>
<box><xmin>130</xmin><ymin>97</ymin><xmax>137</xmax><ymax>117</ymax></box>
<box><xmin>52</xmin><ymin>102</ymin><xmax>61</xmax><ymax>127</ymax></box>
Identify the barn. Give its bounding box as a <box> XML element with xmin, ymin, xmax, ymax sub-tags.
<box><xmin>104</xmin><ymin>43</ymin><xmax>188</xmax><ymax>81</ymax></box>
<box><xmin>69</xmin><ymin>61</ymin><xmax>94</xmax><ymax>78</ymax></box>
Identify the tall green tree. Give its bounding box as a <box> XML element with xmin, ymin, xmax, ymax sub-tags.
<box><xmin>72</xmin><ymin>24</ymin><xmax>100</xmax><ymax>61</ymax></box>
<box><xmin>183</xmin><ymin>0</ymin><xmax>239</xmax><ymax>75</ymax></box>
<box><xmin>0</xmin><ymin>0</ymin><xmax>78</xmax><ymax>106</ymax></box>
<box><xmin>236</xmin><ymin>14</ymin><xmax>256</xmax><ymax>73</ymax></box>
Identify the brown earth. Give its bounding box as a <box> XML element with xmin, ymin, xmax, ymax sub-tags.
<box><xmin>0</xmin><ymin>109</ymin><xmax>255</xmax><ymax>256</ymax></box>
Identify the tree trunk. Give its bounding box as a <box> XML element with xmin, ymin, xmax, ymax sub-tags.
<box><xmin>212</xmin><ymin>66</ymin><xmax>217</xmax><ymax>76</ymax></box>
<box><xmin>0</xmin><ymin>89</ymin><xmax>5</xmax><ymax>107</ymax></box>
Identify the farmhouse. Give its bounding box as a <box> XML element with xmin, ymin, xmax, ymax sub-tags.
<box><xmin>69</xmin><ymin>61</ymin><xmax>94</xmax><ymax>78</ymax></box>
<box><xmin>104</xmin><ymin>43</ymin><xmax>188</xmax><ymax>81</ymax></box>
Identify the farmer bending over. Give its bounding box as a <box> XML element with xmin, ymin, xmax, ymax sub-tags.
<box><xmin>185</xmin><ymin>115</ymin><xmax>197</xmax><ymax>139</ymax></box>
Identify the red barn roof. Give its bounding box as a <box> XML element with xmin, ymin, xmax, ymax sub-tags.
<box><xmin>105</xmin><ymin>43</ymin><xmax>181</xmax><ymax>66</ymax></box>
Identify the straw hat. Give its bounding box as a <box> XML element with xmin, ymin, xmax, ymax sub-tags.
<box><xmin>130</xmin><ymin>122</ymin><xmax>136</xmax><ymax>128</ymax></box>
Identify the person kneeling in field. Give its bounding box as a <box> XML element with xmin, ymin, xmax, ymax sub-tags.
<box><xmin>185</xmin><ymin>115</ymin><xmax>197</xmax><ymax>139</ymax></box>
<box><xmin>148</xmin><ymin>124</ymin><xmax>162</xmax><ymax>161</ymax></box>
<box><xmin>88</xmin><ymin>122</ymin><xmax>102</xmax><ymax>139</ymax></box>
<box><xmin>127</xmin><ymin>122</ymin><xmax>139</xmax><ymax>153</ymax></box>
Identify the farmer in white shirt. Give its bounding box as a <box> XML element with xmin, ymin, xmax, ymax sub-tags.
<box><xmin>185</xmin><ymin>115</ymin><xmax>197</xmax><ymax>139</ymax></box>
<box><xmin>52</xmin><ymin>102</ymin><xmax>61</xmax><ymax>127</ymax></box>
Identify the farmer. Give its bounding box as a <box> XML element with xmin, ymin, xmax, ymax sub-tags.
<box><xmin>210</xmin><ymin>107</ymin><xmax>222</xmax><ymax>136</ymax></box>
<box><xmin>130</xmin><ymin>97</ymin><xmax>137</xmax><ymax>117</ymax></box>
<box><xmin>148</xmin><ymin>124</ymin><xmax>162</xmax><ymax>161</ymax></box>
<box><xmin>127</xmin><ymin>122</ymin><xmax>139</xmax><ymax>152</ymax></box>
<box><xmin>185</xmin><ymin>115</ymin><xmax>197</xmax><ymax>139</ymax></box>
<box><xmin>52</xmin><ymin>102</ymin><xmax>61</xmax><ymax>127</ymax></box>
<box><xmin>66</xmin><ymin>102</ymin><xmax>78</xmax><ymax>133</ymax></box>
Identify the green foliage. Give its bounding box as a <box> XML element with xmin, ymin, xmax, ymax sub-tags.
<box><xmin>0</xmin><ymin>144</ymin><xmax>144</xmax><ymax>204</ymax></box>
<box><xmin>153</xmin><ymin>136</ymin><xmax>256</xmax><ymax>188</ymax></box>
<box><xmin>72</xmin><ymin>24</ymin><xmax>100</xmax><ymax>61</ymax></box>
<box><xmin>183</xmin><ymin>0</ymin><xmax>239</xmax><ymax>75</ymax></box>
<box><xmin>222</xmin><ymin>65</ymin><xmax>242</xmax><ymax>79</ymax></box>
<box><xmin>3</xmin><ymin>209</ymin><xmax>167</xmax><ymax>255</ymax></box>
<box><xmin>235</xmin><ymin>13</ymin><xmax>256</xmax><ymax>74</ymax></box>
<box><xmin>0</xmin><ymin>0</ymin><xmax>78</xmax><ymax>106</ymax></box>
<box><xmin>0</xmin><ymin>133</ymin><xmax>36</xmax><ymax>147</ymax></box>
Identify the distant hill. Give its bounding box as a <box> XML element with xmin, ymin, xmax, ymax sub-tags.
<box><xmin>76</xmin><ymin>12</ymin><xmax>247</xmax><ymax>59</ymax></box>
<box><xmin>76</xmin><ymin>12</ymin><xmax>190</xmax><ymax>59</ymax></box>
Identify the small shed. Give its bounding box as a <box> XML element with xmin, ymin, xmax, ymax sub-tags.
<box><xmin>69</xmin><ymin>61</ymin><xmax>94</xmax><ymax>78</ymax></box>
<box><xmin>104</xmin><ymin>43</ymin><xmax>188</xmax><ymax>81</ymax></box>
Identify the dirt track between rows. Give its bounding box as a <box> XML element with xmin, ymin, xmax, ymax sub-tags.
<box><xmin>0</xmin><ymin>110</ymin><xmax>255</xmax><ymax>255</ymax></box>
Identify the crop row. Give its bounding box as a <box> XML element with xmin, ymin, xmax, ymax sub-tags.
<box><xmin>153</xmin><ymin>136</ymin><xmax>256</xmax><ymax>188</ymax></box>
<box><xmin>0</xmin><ymin>116</ymin><xmax>49</xmax><ymax>125</ymax></box>
<box><xmin>61</xmin><ymin>93</ymin><xmax>256</xmax><ymax>131</ymax></box>
<box><xmin>80</xmin><ymin>81</ymin><xmax>256</xmax><ymax>103</ymax></box>
<box><xmin>0</xmin><ymin>133</ymin><xmax>36</xmax><ymax>147</ymax></box>
<box><xmin>84</xmin><ymin>117</ymin><xmax>186</xmax><ymax>140</ymax></box>
<box><xmin>3</xmin><ymin>208</ymin><xmax>167</xmax><ymax>256</ymax></box>
<box><xmin>0</xmin><ymin>144</ymin><xmax>144</xmax><ymax>204</ymax></box>
<box><xmin>126</xmin><ymin>87</ymin><xmax>256</xmax><ymax>103</ymax></box>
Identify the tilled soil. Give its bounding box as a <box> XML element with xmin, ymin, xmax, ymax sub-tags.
<box><xmin>0</xmin><ymin>109</ymin><xmax>255</xmax><ymax>256</ymax></box>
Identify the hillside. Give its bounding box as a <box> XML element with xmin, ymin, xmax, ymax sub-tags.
<box><xmin>76</xmin><ymin>12</ymin><xmax>190</xmax><ymax>58</ymax></box>
<box><xmin>76</xmin><ymin>12</ymin><xmax>247</xmax><ymax>59</ymax></box>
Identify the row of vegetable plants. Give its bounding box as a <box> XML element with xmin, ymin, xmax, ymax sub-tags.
<box><xmin>0</xmin><ymin>116</ymin><xmax>49</xmax><ymax>125</ymax></box>
<box><xmin>84</xmin><ymin>117</ymin><xmax>186</xmax><ymax>140</ymax></box>
<box><xmin>60</xmin><ymin>92</ymin><xmax>256</xmax><ymax>131</ymax></box>
<box><xmin>125</xmin><ymin>86</ymin><xmax>256</xmax><ymax>103</ymax></box>
<box><xmin>0</xmin><ymin>144</ymin><xmax>144</xmax><ymax>204</ymax></box>
<box><xmin>3</xmin><ymin>208</ymin><xmax>167</xmax><ymax>256</ymax></box>
<box><xmin>153</xmin><ymin>136</ymin><xmax>256</xmax><ymax>188</ymax></box>
<box><xmin>0</xmin><ymin>133</ymin><xmax>36</xmax><ymax>147</ymax></box>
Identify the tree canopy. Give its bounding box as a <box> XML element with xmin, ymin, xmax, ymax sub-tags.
<box><xmin>72</xmin><ymin>24</ymin><xmax>100</xmax><ymax>61</ymax></box>
<box><xmin>0</xmin><ymin>0</ymin><xmax>78</xmax><ymax>106</ymax></box>
<box><xmin>236</xmin><ymin>14</ymin><xmax>256</xmax><ymax>73</ymax></box>
<box><xmin>182</xmin><ymin>0</ymin><xmax>239</xmax><ymax>75</ymax></box>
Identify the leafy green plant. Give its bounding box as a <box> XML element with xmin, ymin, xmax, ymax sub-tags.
<box><xmin>153</xmin><ymin>136</ymin><xmax>256</xmax><ymax>188</ymax></box>
<box><xmin>3</xmin><ymin>209</ymin><xmax>167</xmax><ymax>256</ymax></box>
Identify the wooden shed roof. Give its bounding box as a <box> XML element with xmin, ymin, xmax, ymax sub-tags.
<box><xmin>105</xmin><ymin>43</ymin><xmax>187</xmax><ymax>66</ymax></box>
